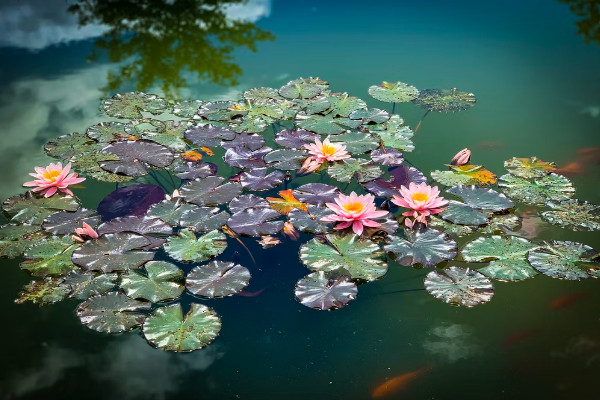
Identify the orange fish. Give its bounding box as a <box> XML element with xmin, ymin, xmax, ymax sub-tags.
<box><xmin>371</xmin><ymin>366</ymin><xmax>431</xmax><ymax>398</ymax></box>
<box><xmin>549</xmin><ymin>292</ymin><xmax>589</xmax><ymax>309</ymax></box>
<box><xmin>181</xmin><ymin>150</ymin><xmax>203</xmax><ymax>162</ymax></box>
<box><xmin>502</xmin><ymin>328</ymin><xmax>541</xmax><ymax>346</ymax></box>
<box><xmin>577</xmin><ymin>147</ymin><xmax>600</xmax><ymax>163</ymax></box>
<box><xmin>201</xmin><ymin>147</ymin><xmax>215</xmax><ymax>156</ymax></box>
<box><xmin>554</xmin><ymin>161</ymin><xmax>585</xmax><ymax>175</ymax></box>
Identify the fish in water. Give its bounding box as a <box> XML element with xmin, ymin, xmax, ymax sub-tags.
<box><xmin>554</xmin><ymin>147</ymin><xmax>600</xmax><ymax>175</ymax></box>
<box><xmin>502</xmin><ymin>328</ymin><xmax>541</xmax><ymax>346</ymax></box>
<box><xmin>554</xmin><ymin>161</ymin><xmax>585</xmax><ymax>175</ymax></box>
<box><xmin>371</xmin><ymin>366</ymin><xmax>432</xmax><ymax>398</ymax></box>
<box><xmin>549</xmin><ymin>292</ymin><xmax>589</xmax><ymax>309</ymax></box>
<box><xmin>236</xmin><ymin>288</ymin><xmax>266</xmax><ymax>297</ymax></box>
<box><xmin>577</xmin><ymin>147</ymin><xmax>600</xmax><ymax>163</ymax></box>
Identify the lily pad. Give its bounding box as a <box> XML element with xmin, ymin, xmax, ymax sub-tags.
<box><xmin>173</xmin><ymin>162</ymin><xmax>218</xmax><ymax>180</ymax></box>
<box><xmin>274</xmin><ymin>129</ymin><xmax>319</xmax><ymax>149</ymax></box>
<box><xmin>44</xmin><ymin>132</ymin><xmax>98</xmax><ymax>159</ymax></box>
<box><xmin>461</xmin><ymin>236</ymin><xmax>538</xmax><ymax>281</ymax></box>
<box><xmin>370</xmin><ymin>149</ymin><xmax>404</xmax><ymax>166</ymax></box>
<box><xmin>330</xmin><ymin>131</ymin><xmax>379</xmax><ymax>154</ymax></box>
<box><xmin>76</xmin><ymin>292</ymin><xmax>151</xmax><ymax>333</ymax></box>
<box><xmin>349</xmin><ymin>108</ymin><xmax>390</xmax><ymax>125</ymax></box>
<box><xmin>229</xmin><ymin>116</ymin><xmax>268</xmax><ymax>134</ymax></box>
<box><xmin>70</xmin><ymin>150</ymin><xmax>133</xmax><ymax>183</ymax></box>
<box><xmin>295</xmin><ymin>271</ymin><xmax>358</xmax><ymax>310</ymax></box>
<box><xmin>61</xmin><ymin>270</ymin><xmax>118</xmax><ymax>300</ymax></box>
<box><xmin>172</xmin><ymin>100</ymin><xmax>204</xmax><ymax>118</ymax></box>
<box><xmin>528</xmin><ymin>241</ymin><xmax>600</xmax><ymax>280</ymax></box>
<box><xmin>240</xmin><ymin>168</ymin><xmax>284</xmax><ymax>191</ymax></box>
<box><xmin>197</xmin><ymin>101</ymin><xmax>246</xmax><ymax>122</ymax></box>
<box><xmin>140</xmin><ymin>120</ymin><xmax>192</xmax><ymax>152</ymax></box>
<box><xmin>296</xmin><ymin>114</ymin><xmax>360</xmax><ymax>135</ymax></box>
<box><xmin>413</xmin><ymin>88</ymin><xmax>477</xmax><ymax>112</ymax></box>
<box><xmin>186</xmin><ymin>260</ymin><xmax>251</xmax><ymax>298</ymax></box>
<box><xmin>0</xmin><ymin>224</ymin><xmax>45</xmax><ymax>258</ymax></box>
<box><xmin>180</xmin><ymin>177</ymin><xmax>242</xmax><ymax>206</ymax></box>
<box><xmin>424</xmin><ymin>267</ymin><xmax>493</xmax><ymax>307</ymax></box>
<box><xmin>324</xmin><ymin>93</ymin><xmax>367</xmax><ymax>117</ymax></box>
<box><xmin>228</xmin><ymin>194</ymin><xmax>270</xmax><ymax>214</ymax></box>
<box><xmin>224</xmin><ymin>146</ymin><xmax>271</xmax><ymax>169</ymax></box>
<box><xmin>103</xmin><ymin>92</ymin><xmax>168</xmax><ymax>119</ymax></box>
<box><xmin>142</xmin><ymin>303</ymin><xmax>221</xmax><ymax>352</ymax></box>
<box><xmin>97</xmin><ymin>184</ymin><xmax>165</xmax><ymax>221</ymax></box>
<box><xmin>72</xmin><ymin>232</ymin><xmax>154</xmax><ymax>272</ymax></box>
<box><xmin>368</xmin><ymin>115</ymin><xmax>414</xmax><ymax>152</ymax></box>
<box><xmin>146</xmin><ymin>199</ymin><xmax>197</xmax><ymax>226</ymax></box>
<box><xmin>121</xmin><ymin>261</ymin><xmax>185</xmax><ymax>302</ymax></box>
<box><xmin>264</xmin><ymin>149</ymin><xmax>307</xmax><ymax>170</ymax></box>
<box><xmin>279</xmin><ymin>77</ymin><xmax>325</xmax><ymax>99</ymax></box>
<box><xmin>101</xmin><ymin>140</ymin><xmax>174</xmax><ymax>176</ymax></box>
<box><xmin>294</xmin><ymin>184</ymin><xmax>340</xmax><ymax>206</ymax></box>
<box><xmin>180</xmin><ymin>207</ymin><xmax>230</xmax><ymax>233</ymax></box>
<box><xmin>504</xmin><ymin>157</ymin><xmax>556</xmax><ymax>179</ymax></box>
<box><xmin>3</xmin><ymin>192</ymin><xmax>79</xmax><ymax>225</ymax></box>
<box><xmin>447</xmin><ymin>186</ymin><xmax>514</xmax><ymax>211</ymax></box>
<box><xmin>328</xmin><ymin>158</ymin><xmax>382</xmax><ymax>183</ymax></box>
<box><xmin>431</xmin><ymin>165</ymin><xmax>497</xmax><ymax>186</ymax></box>
<box><xmin>16</xmin><ymin>278</ymin><xmax>70</xmax><ymax>306</ymax></box>
<box><xmin>21</xmin><ymin>236</ymin><xmax>80</xmax><ymax>277</ymax></box>
<box><xmin>363</xmin><ymin>165</ymin><xmax>426</xmax><ymax>197</ymax></box>
<box><xmin>428</xmin><ymin>216</ymin><xmax>477</xmax><ymax>237</ymax></box>
<box><xmin>384</xmin><ymin>228</ymin><xmax>457</xmax><ymax>268</ymax></box>
<box><xmin>86</xmin><ymin>121</ymin><xmax>132</xmax><ymax>143</ymax></box>
<box><xmin>97</xmin><ymin>215</ymin><xmax>172</xmax><ymax>249</ymax></box>
<box><xmin>478</xmin><ymin>214</ymin><xmax>521</xmax><ymax>235</ymax></box>
<box><xmin>220</xmin><ymin>132</ymin><xmax>265</xmax><ymax>151</ymax></box>
<box><xmin>541</xmin><ymin>199</ymin><xmax>600</xmax><ymax>231</ymax></box>
<box><xmin>243</xmin><ymin>87</ymin><xmax>282</xmax><ymax>101</ymax></box>
<box><xmin>164</xmin><ymin>229</ymin><xmax>227</xmax><ymax>263</ymax></box>
<box><xmin>227</xmin><ymin>207</ymin><xmax>284</xmax><ymax>236</ymax></box>
<box><xmin>184</xmin><ymin>124</ymin><xmax>236</xmax><ymax>147</ymax></box>
<box><xmin>299</xmin><ymin>234</ymin><xmax>387</xmax><ymax>281</ymax></box>
<box><xmin>499</xmin><ymin>173</ymin><xmax>575</xmax><ymax>205</ymax></box>
<box><xmin>42</xmin><ymin>208</ymin><xmax>100</xmax><ymax>235</ymax></box>
<box><xmin>368</xmin><ymin>81</ymin><xmax>419</xmax><ymax>103</ymax></box>
<box><xmin>438</xmin><ymin>201</ymin><xmax>491</xmax><ymax>226</ymax></box>
<box><xmin>288</xmin><ymin>206</ymin><xmax>331</xmax><ymax>234</ymax></box>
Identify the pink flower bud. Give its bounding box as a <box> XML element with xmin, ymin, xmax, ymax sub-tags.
<box><xmin>450</xmin><ymin>148</ymin><xmax>471</xmax><ymax>166</ymax></box>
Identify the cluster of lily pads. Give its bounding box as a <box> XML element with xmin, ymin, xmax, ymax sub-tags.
<box><xmin>2</xmin><ymin>78</ymin><xmax>599</xmax><ymax>352</ymax></box>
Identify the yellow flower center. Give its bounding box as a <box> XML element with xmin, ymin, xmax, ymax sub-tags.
<box><xmin>42</xmin><ymin>169</ymin><xmax>61</xmax><ymax>182</ymax></box>
<box><xmin>412</xmin><ymin>192</ymin><xmax>429</xmax><ymax>202</ymax></box>
<box><xmin>321</xmin><ymin>144</ymin><xmax>336</xmax><ymax>156</ymax></box>
<box><xmin>343</xmin><ymin>202</ymin><xmax>363</xmax><ymax>213</ymax></box>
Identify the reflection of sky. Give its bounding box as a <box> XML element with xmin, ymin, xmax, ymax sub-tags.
<box><xmin>422</xmin><ymin>323</ymin><xmax>481</xmax><ymax>363</ymax></box>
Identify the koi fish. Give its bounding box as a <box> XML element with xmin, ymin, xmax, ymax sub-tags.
<box><xmin>371</xmin><ymin>366</ymin><xmax>432</xmax><ymax>398</ymax></box>
<box><xmin>237</xmin><ymin>288</ymin><xmax>266</xmax><ymax>297</ymax></box>
<box><xmin>501</xmin><ymin>328</ymin><xmax>540</xmax><ymax>346</ymax></box>
<box><xmin>549</xmin><ymin>292</ymin><xmax>589</xmax><ymax>309</ymax></box>
<box><xmin>554</xmin><ymin>161</ymin><xmax>585</xmax><ymax>176</ymax></box>
<box><xmin>577</xmin><ymin>147</ymin><xmax>600</xmax><ymax>163</ymax></box>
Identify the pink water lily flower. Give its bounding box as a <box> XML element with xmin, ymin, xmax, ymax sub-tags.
<box><xmin>391</xmin><ymin>182</ymin><xmax>448</xmax><ymax>227</ymax></box>
<box><xmin>72</xmin><ymin>222</ymin><xmax>99</xmax><ymax>243</ymax></box>
<box><xmin>23</xmin><ymin>162</ymin><xmax>85</xmax><ymax>197</ymax></box>
<box><xmin>321</xmin><ymin>192</ymin><xmax>388</xmax><ymax>235</ymax></box>
<box><xmin>300</xmin><ymin>137</ymin><xmax>351</xmax><ymax>174</ymax></box>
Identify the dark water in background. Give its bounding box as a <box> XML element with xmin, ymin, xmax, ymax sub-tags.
<box><xmin>1</xmin><ymin>0</ymin><xmax>600</xmax><ymax>399</ymax></box>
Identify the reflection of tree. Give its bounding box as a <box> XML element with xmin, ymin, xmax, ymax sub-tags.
<box><xmin>559</xmin><ymin>0</ymin><xmax>600</xmax><ymax>45</ymax></box>
<box><xmin>68</xmin><ymin>0</ymin><xmax>275</xmax><ymax>98</ymax></box>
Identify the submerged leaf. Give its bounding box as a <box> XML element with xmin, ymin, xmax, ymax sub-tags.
<box><xmin>295</xmin><ymin>271</ymin><xmax>358</xmax><ymax>310</ymax></box>
<box><xmin>384</xmin><ymin>228</ymin><xmax>457</xmax><ymax>268</ymax></box>
<box><xmin>164</xmin><ymin>229</ymin><xmax>227</xmax><ymax>263</ymax></box>
<box><xmin>121</xmin><ymin>261</ymin><xmax>184</xmax><ymax>302</ymax></box>
<box><xmin>504</xmin><ymin>157</ymin><xmax>556</xmax><ymax>179</ymax></box>
<box><xmin>16</xmin><ymin>278</ymin><xmax>70</xmax><ymax>306</ymax></box>
<box><xmin>76</xmin><ymin>292</ymin><xmax>151</xmax><ymax>333</ymax></box>
<box><xmin>103</xmin><ymin>92</ymin><xmax>168</xmax><ymax>119</ymax></box>
<box><xmin>97</xmin><ymin>184</ymin><xmax>165</xmax><ymax>221</ymax></box>
<box><xmin>499</xmin><ymin>173</ymin><xmax>575</xmax><ymax>205</ymax></box>
<box><xmin>424</xmin><ymin>267</ymin><xmax>493</xmax><ymax>307</ymax></box>
<box><xmin>186</xmin><ymin>260</ymin><xmax>251</xmax><ymax>298</ymax></box>
<box><xmin>413</xmin><ymin>88</ymin><xmax>477</xmax><ymax>112</ymax></box>
<box><xmin>541</xmin><ymin>199</ymin><xmax>600</xmax><ymax>231</ymax></box>
<box><xmin>528</xmin><ymin>241</ymin><xmax>600</xmax><ymax>280</ymax></box>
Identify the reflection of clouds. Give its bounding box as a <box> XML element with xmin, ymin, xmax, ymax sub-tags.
<box><xmin>422</xmin><ymin>323</ymin><xmax>480</xmax><ymax>363</ymax></box>
<box><xmin>0</xmin><ymin>0</ymin><xmax>272</xmax><ymax>51</ymax></box>
<box><xmin>580</xmin><ymin>105</ymin><xmax>600</xmax><ymax>118</ymax></box>
<box><xmin>551</xmin><ymin>335</ymin><xmax>600</xmax><ymax>367</ymax></box>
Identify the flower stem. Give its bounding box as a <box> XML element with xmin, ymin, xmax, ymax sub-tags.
<box><xmin>413</xmin><ymin>109</ymin><xmax>431</xmax><ymax>134</ymax></box>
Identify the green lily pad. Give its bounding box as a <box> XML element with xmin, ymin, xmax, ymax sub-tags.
<box><xmin>349</xmin><ymin>108</ymin><xmax>390</xmax><ymax>125</ymax></box>
<box><xmin>172</xmin><ymin>100</ymin><xmax>204</xmax><ymax>118</ymax></box>
<box><xmin>197</xmin><ymin>101</ymin><xmax>245</xmax><ymax>122</ymax></box>
<box><xmin>330</xmin><ymin>131</ymin><xmax>379</xmax><ymax>154</ymax></box>
<box><xmin>328</xmin><ymin>158</ymin><xmax>382</xmax><ymax>183</ymax></box>
<box><xmin>61</xmin><ymin>270</ymin><xmax>118</xmax><ymax>300</ymax></box>
<box><xmin>243</xmin><ymin>87</ymin><xmax>282</xmax><ymax>101</ymax></box>
<box><xmin>21</xmin><ymin>236</ymin><xmax>80</xmax><ymax>277</ymax></box>
<box><xmin>438</xmin><ymin>201</ymin><xmax>491</xmax><ymax>226</ymax></box>
<box><xmin>499</xmin><ymin>173</ymin><xmax>575</xmax><ymax>205</ymax></box>
<box><xmin>186</xmin><ymin>260</ymin><xmax>251</xmax><ymax>298</ymax></box>
<box><xmin>368</xmin><ymin>81</ymin><xmax>419</xmax><ymax>103</ymax></box>
<box><xmin>229</xmin><ymin>116</ymin><xmax>268</xmax><ymax>134</ymax></box>
<box><xmin>368</xmin><ymin>115</ymin><xmax>414</xmax><ymax>152</ymax></box>
<box><xmin>504</xmin><ymin>157</ymin><xmax>556</xmax><ymax>179</ymax></box>
<box><xmin>299</xmin><ymin>234</ymin><xmax>387</xmax><ymax>281</ymax></box>
<box><xmin>447</xmin><ymin>186</ymin><xmax>514</xmax><ymax>211</ymax></box>
<box><xmin>428</xmin><ymin>216</ymin><xmax>477</xmax><ymax>237</ymax></box>
<box><xmin>16</xmin><ymin>278</ymin><xmax>70</xmax><ymax>306</ymax></box>
<box><xmin>180</xmin><ymin>207</ymin><xmax>230</xmax><ymax>233</ymax></box>
<box><xmin>103</xmin><ymin>92</ymin><xmax>168</xmax><ymax>119</ymax></box>
<box><xmin>70</xmin><ymin>150</ymin><xmax>133</xmax><ymax>183</ymax></box>
<box><xmin>121</xmin><ymin>261</ymin><xmax>184</xmax><ymax>302</ymax></box>
<box><xmin>413</xmin><ymin>88</ymin><xmax>477</xmax><ymax>112</ymax></box>
<box><xmin>288</xmin><ymin>206</ymin><xmax>331</xmax><ymax>233</ymax></box>
<box><xmin>86</xmin><ymin>121</ymin><xmax>132</xmax><ymax>143</ymax></box>
<box><xmin>3</xmin><ymin>192</ymin><xmax>79</xmax><ymax>225</ymax></box>
<box><xmin>325</xmin><ymin>93</ymin><xmax>367</xmax><ymax>117</ymax></box>
<box><xmin>541</xmin><ymin>199</ymin><xmax>600</xmax><ymax>231</ymax></box>
<box><xmin>72</xmin><ymin>232</ymin><xmax>154</xmax><ymax>272</ymax></box>
<box><xmin>180</xmin><ymin>176</ymin><xmax>242</xmax><ymax>206</ymax></box>
<box><xmin>424</xmin><ymin>267</ymin><xmax>493</xmax><ymax>307</ymax></box>
<box><xmin>385</xmin><ymin>228</ymin><xmax>457</xmax><ymax>268</ymax></box>
<box><xmin>142</xmin><ymin>303</ymin><xmax>221</xmax><ymax>352</ymax></box>
<box><xmin>477</xmin><ymin>214</ymin><xmax>521</xmax><ymax>235</ymax></box>
<box><xmin>44</xmin><ymin>132</ymin><xmax>99</xmax><ymax>160</ymax></box>
<box><xmin>528</xmin><ymin>241</ymin><xmax>600</xmax><ymax>280</ymax></box>
<box><xmin>76</xmin><ymin>292</ymin><xmax>151</xmax><ymax>333</ymax></box>
<box><xmin>279</xmin><ymin>77</ymin><xmax>326</xmax><ymax>99</ymax></box>
<box><xmin>461</xmin><ymin>236</ymin><xmax>538</xmax><ymax>281</ymax></box>
<box><xmin>296</xmin><ymin>113</ymin><xmax>361</xmax><ymax>135</ymax></box>
<box><xmin>295</xmin><ymin>271</ymin><xmax>358</xmax><ymax>310</ymax></box>
<box><xmin>0</xmin><ymin>224</ymin><xmax>45</xmax><ymax>258</ymax></box>
<box><xmin>140</xmin><ymin>120</ymin><xmax>192</xmax><ymax>152</ymax></box>
<box><xmin>164</xmin><ymin>229</ymin><xmax>226</xmax><ymax>263</ymax></box>
<box><xmin>146</xmin><ymin>199</ymin><xmax>197</xmax><ymax>226</ymax></box>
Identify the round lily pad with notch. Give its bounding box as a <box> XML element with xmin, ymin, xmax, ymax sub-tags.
<box><xmin>438</xmin><ymin>200</ymin><xmax>491</xmax><ymax>226</ymax></box>
<box><xmin>300</xmin><ymin>234</ymin><xmax>387</xmax><ymax>281</ymax></box>
<box><xmin>461</xmin><ymin>235</ymin><xmax>538</xmax><ymax>281</ymax></box>
<box><xmin>224</xmin><ymin>146</ymin><xmax>272</xmax><ymax>169</ymax></box>
<box><xmin>186</xmin><ymin>260</ymin><xmax>251</xmax><ymax>298</ymax></box>
<box><xmin>184</xmin><ymin>124</ymin><xmax>236</xmax><ymax>147</ymax></box>
<box><xmin>0</xmin><ymin>224</ymin><xmax>45</xmax><ymax>258</ymax></box>
<box><xmin>264</xmin><ymin>149</ymin><xmax>307</xmax><ymax>170</ymax></box>
<box><xmin>431</xmin><ymin>165</ymin><xmax>497</xmax><ymax>186</ymax></box>
<box><xmin>274</xmin><ymin>129</ymin><xmax>319</xmax><ymax>149</ymax></box>
<box><xmin>44</xmin><ymin>132</ymin><xmax>99</xmax><ymax>159</ymax></box>
<box><xmin>42</xmin><ymin>208</ymin><xmax>100</xmax><ymax>235</ymax></box>
<box><xmin>294</xmin><ymin>183</ymin><xmax>340</xmax><ymax>206</ymax></box>
<box><xmin>228</xmin><ymin>194</ymin><xmax>270</xmax><ymax>214</ymax></box>
<box><xmin>142</xmin><ymin>303</ymin><xmax>221</xmax><ymax>352</ymax></box>
<box><xmin>21</xmin><ymin>236</ymin><xmax>80</xmax><ymax>277</ymax></box>
<box><xmin>447</xmin><ymin>186</ymin><xmax>514</xmax><ymax>211</ymax></box>
<box><xmin>61</xmin><ymin>270</ymin><xmax>118</xmax><ymax>300</ymax></box>
<box><xmin>229</xmin><ymin>116</ymin><xmax>268</xmax><ymax>134</ymax></box>
<box><xmin>295</xmin><ymin>270</ymin><xmax>358</xmax><ymax>310</ymax></box>
<box><xmin>289</xmin><ymin>206</ymin><xmax>331</xmax><ymax>233</ymax></box>
<box><xmin>172</xmin><ymin>100</ymin><xmax>204</xmax><ymax>118</ymax></box>
<box><xmin>330</xmin><ymin>131</ymin><xmax>379</xmax><ymax>154</ymax></box>
<box><xmin>279</xmin><ymin>78</ymin><xmax>325</xmax><ymax>99</ymax></box>
<box><xmin>100</xmin><ymin>140</ymin><xmax>174</xmax><ymax>176</ymax></box>
<box><xmin>70</xmin><ymin>150</ymin><xmax>133</xmax><ymax>183</ymax></box>
<box><xmin>121</xmin><ymin>261</ymin><xmax>185</xmax><ymax>302</ymax></box>
<box><xmin>164</xmin><ymin>229</ymin><xmax>226</xmax><ymax>263</ymax></box>
<box><xmin>3</xmin><ymin>192</ymin><xmax>79</xmax><ymax>225</ymax></box>
<box><xmin>499</xmin><ymin>173</ymin><xmax>575</xmax><ymax>205</ymax></box>
<box><xmin>504</xmin><ymin>156</ymin><xmax>556</xmax><ymax>179</ymax></box>
<box><xmin>86</xmin><ymin>121</ymin><xmax>132</xmax><ymax>143</ymax></box>
<box><xmin>413</xmin><ymin>88</ymin><xmax>477</xmax><ymax>112</ymax></box>
<box><xmin>220</xmin><ymin>132</ymin><xmax>265</xmax><ymax>151</ymax></box>
<box><xmin>97</xmin><ymin>215</ymin><xmax>172</xmax><ymax>249</ymax></box>
<box><xmin>240</xmin><ymin>168</ymin><xmax>284</xmax><ymax>191</ymax></box>
<box><xmin>384</xmin><ymin>228</ymin><xmax>457</xmax><ymax>268</ymax></box>
<box><xmin>296</xmin><ymin>114</ymin><xmax>359</xmax><ymax>135</ymax></box>
<box><xmin>527</xmin><ymin>241</ymin><xmax>600</xmax><ymax>280</ymax></box>
<box><xmin>146</xmin><ymin>199</ymin><xmax>197</xmax><ymax>226</ymax></box>
<box><xmin>363</xmin><ymin>165</ymin><xmax>425</xmax><ymax>197</ymax></box>
<box><xmin>227</xmin><ymin>207</ymin><xmax>284</xmax><ymax>236</ymax></box>
<box><xmin>541</xmin><ymin>199</ymin><xmax>600</xmax><ymax>231</ymax></box>
<box><xmin>371</xmin><ymin>149</ymin><xmax>404</xmax><ymax>166</ymax></box>
<box><xmin>349</xmin><ymin>108</ymin><xmax>390</xmax><ymax>125</ymax></box>
<box><xmin>424</xmin><ymin>266</ymin><xmax>493</xmax><ymax>307</ymax></box>
<box><xmin>197</xmin><ymin>101</ymin><xmax>246</xmax><ymax>122</ymax></box>
<box><xmin>72</xmin><ymin>232</ymin><xmax>154</xmax><ymax>272</ymax></box>
<box><xmin>368</xmin><ymin>115</ymin><xmax>414</xmax><ymax>152</ymax></box>
<box><xmin>172</xmin><ymin>161</ymin><xmax>218</xmax><ymax>181</ymax></box>
<box><xmin>324</xmin><ymin>93</ymin><xmax>367</xmax><ymax>117</ymax></box>
<box><xmin>140</xmin><ymin>120</ymin><xmax>192</xmax><ymax>152</ymax></box>
<box><xmin>368</xmin><ymin>81</ymin><xmax>419</xmax><ymax>103</ymax></box>
<box><xmin>16</xmin><ymin>278</ymin><xmax>70</xmax><ymax>306</ymax></box>
<box><xmin>180</xmin><ymin>176</ymin><xmax>242</xmax><ymax>206</ymax></box>
<box><xmin>180</xmin><ymin>206</ymin><xmax>230</xmax><ymax>233</ymax></box>
<box><xmin>76</xmin><ymin>292</ymin><xmax>151</xmax><ymax>333</ymax></box>
<box><xmin>328</xmin><ymin>158</ymin><xmax>382</xmax><ymax>183</ymax></box>
<box><xmin>103</xmin><ymin>92</ymin><xmax>168</xmax><ymax>119</ymax></box>
<box><xmin>243</xmin><ymin>87</ymin><xmax>282</xmax><ymax>101</ymax></box>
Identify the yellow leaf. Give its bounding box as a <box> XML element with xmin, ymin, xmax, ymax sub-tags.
<box><xmin>266</xmin><ymin>189</ymin><xmax>308</xmax><ymax>215</ymax></box>
<box><xmin>449</xmin><ymin>164</ymin><xmax>497</xmax><ymax>185</ymax></box>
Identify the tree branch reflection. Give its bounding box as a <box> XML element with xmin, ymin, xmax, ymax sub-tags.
<box><xmin>559</xmin><ymin>0</ymin><xmax>600</xmax><ymax>45</ymax></box>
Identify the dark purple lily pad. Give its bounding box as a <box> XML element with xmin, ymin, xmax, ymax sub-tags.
<box><xmin>97</xmin><ymin>215</ymin><xmax>172</xmax><ymax>249</ymax></box>
<box><xmin>363</xmin><ymin>165</ymin><xmax>426</xmax><ymax>197</ymax></box>
<box><xmin>274</xmin><ymin>129</ymin><xmax>319</xmax><ymax>149</ymax></box>
<box><xmin>221</xmin><ymin>132</ymin><xmax>265</xmax><ymax>151</ymax></box>
<box><xmin>371</xmin><ymin>149</ymin><xmax>404</xmax><ymax>166</ymax></box>
<box><xmin>173</xmin><ymin>162</ymin><xmax>218</xmax><ymax>180</ymax></box>
<box><xmin>100</xmin><ymin>140</ymin><xmax>174</xmax><ymax>176</ymax></box>
<box><xmin>180</xmin><ymin>207</ymin><xmax>230</xmax><ymax>233</ymax></box>
<box><xmin>228</xmin><ymin>194</ymin><xmax>270</xmax><ymax>214</ymax></box>
<box><xmin>184</xmin><ymin>124</ymin><xmax>236</xmax><ymax>147</ymax></box>
<box><xmin>42</xmin><ymin>208</ymin><xmax>100</xmax><ymax>235</ymax></box>
<box><xmin>295</xmin><ymin>271</ymin><xmax>357</xmax><ymax>310</ymax></box>
<box><xmin>227</xmin><ymin>207</ymin><xmax>284</xmax><ymax>236</ymax></box>
<box><xmin>240</xmin><ymin>168</ymin><xmax>284</xmax><ymax>191</ymax></box>
<box><xmin>186</xmin><ymin>260</ymin><xmax>251</xmax><ymax>298</ymax></box>
<box><xmin>97</xmin><ymin>184</ymin><xmax>165</xmax><ymax>221</ymax></box>
<box><xmin>180</xmin><ymin>176</ymin><xmax>242</xmax><ymax>206</ymax></box>
<box><xmin>224</xmin><ymin>146</ymin><xmax>272</xmax><ymax>169</ymax></box>
<box><xmin>294</xmin><ymin>183</ymin><xmax>341</xmax><ymax>206</ymax></box>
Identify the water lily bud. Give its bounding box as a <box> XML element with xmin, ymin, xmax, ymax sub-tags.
<box><xmin>450</xmin><ymin>148</ymin><xmax>471</xmax><ymax>166</ymax></box>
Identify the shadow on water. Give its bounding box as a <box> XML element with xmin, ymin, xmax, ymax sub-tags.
<box><xmin>559</xmin><ymin>0</ymin><xmax>600</xmax><ymax>45</ymax></box>
<box><xmin>67</xmin><ymin>0</ymin><xmax>275</xmax><ymax>98</ymax></box>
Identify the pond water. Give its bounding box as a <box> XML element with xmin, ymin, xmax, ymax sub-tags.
<box><xmin>1</xmin><ymin>1</ymin><xmax>600</xmax><ymax>399</ymax></box>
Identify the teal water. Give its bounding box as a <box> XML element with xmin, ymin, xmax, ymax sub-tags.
<box><xmin>1</xmin><ymin>1</ymin><xmax>600</xmax><ymax>399</ymax></box>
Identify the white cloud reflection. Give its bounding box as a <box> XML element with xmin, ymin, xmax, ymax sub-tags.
<box><xmin>422</xmin><ymin>323</ymin><xmax>481</xmax><ymax>364</ymax></box>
